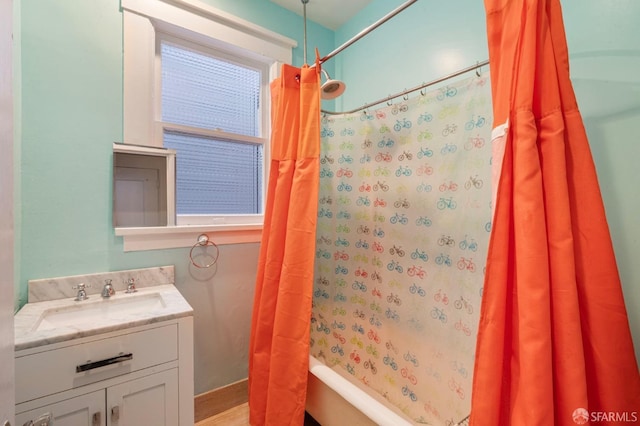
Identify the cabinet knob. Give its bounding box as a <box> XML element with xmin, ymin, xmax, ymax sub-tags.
<box><xmin>111</xmin><ymin>406</ymin><xmax>120</xmax><ymax>422</ymax></box>
<box><xmin>92</xmin><ymin>412</ymin><xmax>101</xmax><ymax>426</ymax></box>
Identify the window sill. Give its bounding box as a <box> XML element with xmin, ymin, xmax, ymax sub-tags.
<box><xmin>115</xmin><ymin>224</ymin><xmax>262</xmax><ymax>252</ymax></box>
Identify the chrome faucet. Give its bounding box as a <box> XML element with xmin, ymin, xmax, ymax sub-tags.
<box><xmin>73</xmin><ymin>283</ymin><xmax>90</xmax><ymax>301</ymax></box>
<box><xmin>102</xmin><ymin>279</ymin><xmax>116</xmax><ymax>298</ymax></box>
<box><xmin>125</xmin><ymin>278</ymin><xmax>137</xmax><ymax>293</ymax></box>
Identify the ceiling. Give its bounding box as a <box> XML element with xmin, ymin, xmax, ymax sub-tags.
<box><xmin>270</xmin><ymin>0</ymin><xmax>372</xmax><ymax>30</ymax></box>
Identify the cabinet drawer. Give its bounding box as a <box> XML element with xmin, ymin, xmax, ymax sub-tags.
<box><xmin>16</xmin><ymin>324</ymin><xmax>178</xmax><ymax>404</ymax></box>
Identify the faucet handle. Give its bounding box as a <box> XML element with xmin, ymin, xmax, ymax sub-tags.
<box><xmin>125</xmin><ymin>278</ymin><xmax>137</xmax><ymax>293</ymax></box>
<box><xmin>73</xmin><ymin>283</ymin><xmax>91</xmax><ymax>301</ymax></box>
<box><xmin>102</xmin><ymin>279</ymin><xmax>115</xmax><ymax>298</ymax></box>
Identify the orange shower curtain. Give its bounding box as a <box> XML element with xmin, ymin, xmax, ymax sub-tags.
<box><xmin>471</xmin><ymin>0</ymin><xmax>640</xmax><ymax>425</ymax></box>
<box><xmin>248</xmin><ymin>64</ymin><xmax>320</xmax><ymax>426</ymax></box>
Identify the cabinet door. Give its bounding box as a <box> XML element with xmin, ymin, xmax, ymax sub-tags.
<box><xmin>107</xmin><ymin>369</ymin><xmax>178</xmax><ymax>426</ymax></box>
<box><xmin>16</xmin><ymin>390</ymin><xmax>104</xmax><ymax>426</ymax></box>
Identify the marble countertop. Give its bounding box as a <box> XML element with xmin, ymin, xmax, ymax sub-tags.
<box><xmin>15</xmin><ymin>284</ymin><xmax>193</xmax><ymax>351</ymax></box>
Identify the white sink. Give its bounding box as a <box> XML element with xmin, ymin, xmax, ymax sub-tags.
<box><xmin>32</xmin><ymin>292</ymin><xmax>167</xmax><ymax>332</ymax></box>
<box><xmin>15</xmin><ymin>283</ymin><xmax>193</xmax><ymax>350</ymax></box>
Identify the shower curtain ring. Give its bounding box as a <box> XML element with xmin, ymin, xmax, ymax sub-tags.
<box><xmin>403</xmin><ymin>92</ymin><xmax>409</xmax><ymax>101</ymax></box>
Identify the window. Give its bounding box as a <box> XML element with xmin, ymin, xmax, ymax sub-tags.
<box><xmin>159</xmin><ymin>39</ymin><xmax>265</xmax><ymax>222</ymax></box>
<box><xmin>119</xmin><ymin>0</ymin><xmax>296</xmax><ymax>250</ymax></box>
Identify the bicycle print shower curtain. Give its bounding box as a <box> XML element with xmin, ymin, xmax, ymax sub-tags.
<box><xmin>310</xmin><ymin>74</ymin><xmax>493</xmax><ymax>424</ymax></box>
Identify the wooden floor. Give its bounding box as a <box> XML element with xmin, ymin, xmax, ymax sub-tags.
<box><xmin>195</xmin><ymin>402</ymin><xmax>249</xmax><ymax>425</ymax></box>
<box><xmin>195</xmin><ymin>403</ymin><xmax>321</xmax><ymax>426</ymax></box>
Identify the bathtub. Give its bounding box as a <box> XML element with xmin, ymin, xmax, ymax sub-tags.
<box><xmin>306</xmin><ymin>355</ymin><xmax>415</xmax><ymax>426</ymax></box>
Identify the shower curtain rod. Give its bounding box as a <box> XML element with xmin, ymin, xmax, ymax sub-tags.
<box><xmin>310</xmin><ymin>0</ymin><xmax>418</xmax><ymax>67</ymax></box>
<box><xmin>321</xmin><ymin>59</ymin><xmax>490</xmax><ymax>115</ymax></box>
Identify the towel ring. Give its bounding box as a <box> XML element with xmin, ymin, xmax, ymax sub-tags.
<box><xmin>189</xmin><ymin>234</ymin><xmax>219</xmax><ymax>268</ymax></box>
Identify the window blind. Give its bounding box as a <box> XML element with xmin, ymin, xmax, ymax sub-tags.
<box><xmin>161</xmin><ymin>42</ymin><xmax>263</xmax><ymax>215</ymax></box>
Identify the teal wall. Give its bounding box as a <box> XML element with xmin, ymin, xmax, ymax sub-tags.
<box><xmin>21</xmin><ymin>0</ymin><xmax>123</xmax><ymax>295</ymax></box>
<box><xmin>332</xmin><ymin>0</ymin><xmax>488</xmax><ymax>113</ymax></box>
<box><xmin>17</xmin><ymin>0</ymin><xmax>639</xmax><ymax>396</ymax></box>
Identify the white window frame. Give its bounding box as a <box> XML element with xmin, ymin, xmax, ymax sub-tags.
<box><xmin>118</xmin><ymin>0</ymin><xmax>296</xmax><ymax>251</ymax></box>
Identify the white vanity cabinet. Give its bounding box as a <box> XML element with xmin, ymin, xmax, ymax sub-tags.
<box><xmin>15</xmin><ymin>317</ymin><xmax>193</xmax><ymax>426</ymax></box>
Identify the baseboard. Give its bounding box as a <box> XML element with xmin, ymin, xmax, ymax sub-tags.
<box><xmin>194</xmin><ymin>378</ymin><xmax>248</xmax><ymax>423</ymax></box>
